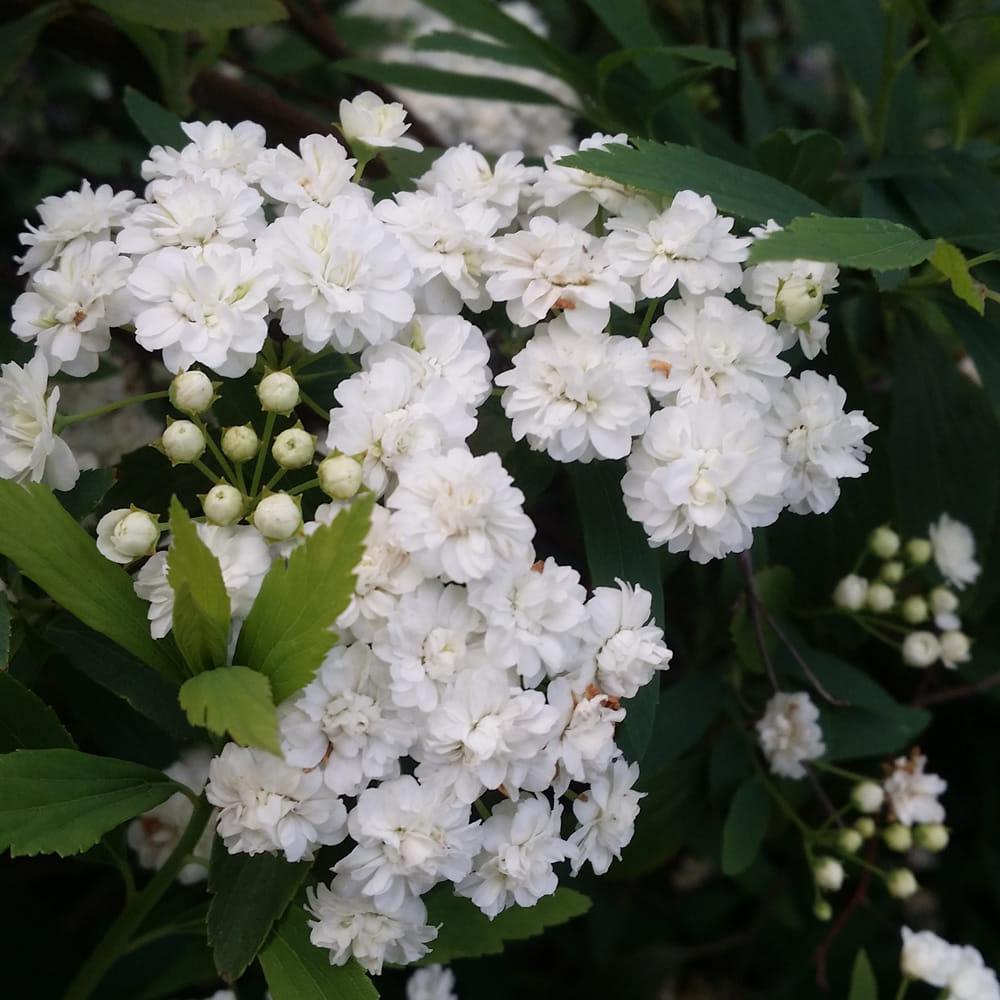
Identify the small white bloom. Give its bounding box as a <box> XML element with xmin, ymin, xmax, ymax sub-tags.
<box><xmin>546</xmin><ymin>677</ymin><xmax>624</xmax><ymax>787</ymax></box>
<box><xmin>939</xmin><ymin>630</ymin><xmax>971</xmax><ymax>669</ymax></box>
<box><xmin>813</xmin><ymin>856</ymin><xmax>845</xmax><ymax>892</ymax></box>
<box><xmin>901</xmin><ymin>927</ymin><xmax>960</xmax><ymax>987</ymax></box>
<box><xmin>253</xmin><ymin>493</ymin><xmax>302</xmax><ymax>541</ymax></box>
<box><xmin>203</xmin><ymin>484</ymin><xmax>244</xmax><ymax>526</ymax></box>
<box><xmin>142</xmin><ymin>120</ymin><xmax>267</xmax><ymax>183</ymax></box>
<box><xmin>756</xmin><ymin>691</ymin><xmax>825</xmax><ymax>779</ymax></box>
<box><xmin>248</xmin><ymin>133</ymin><xmax>362</xmax><ymax>212</ymax></box>
<box><xmin>833</xmin><ymin>574</ymin><xmax>869</xmax><ymax>611</ymax></box>
<box><xmin>884</xmin><ymin>751</ymin><xmax>947</xmax><ymax>827</ymax></box>
<box><xmin>569</xmin><ymin>757</ymin><xmax>642</xmax><ymax>876</ymax></box>
<box><xmin>929</xmin><ymin>585</ymin><xmax>962</xmax><ymax>631</ymax></box>
<box><xmin>340</xmin><ymin>91</ymin><xmax>424</xmax><ymax>152</ymax></box>
<box><xmin>948</xmin><ymin>946</ymin><xmax>1000</xmax><ymax>1000</ymax></box>
<box><xmin>851</xmin><ymin>781</ymin><xmax>885</xmax><ymax>814</ymax></box>
<box><xmin>902</xmin><ymin>631</ymin><xmax>941</xmax><ymax>669</ymax></box>
<box><xmin>96</xmin><ymin>508</ymin><xmax>160</xmax><ymax>563</ymax></box>
<box><xmin>407</xmin><ymin>965</ymin><xmax>459</xmax><ymax>1000</ymax></box>
<box><xmin>929</xmin><ymin>514</ymin><xmax>981</xmax><ymax>590</ymax></box>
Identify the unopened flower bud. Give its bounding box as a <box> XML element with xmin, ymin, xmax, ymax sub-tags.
<box><xmin>833</xmin><ymin>574</ymin><xmax>869</xmax><ymax>611</ymax></box>
<box><xmin>813</xmin><ymin>899</ymin><xmax>833</xmax><ymax>921</ymax></box>
<box><xmin>869</xmin><ymin>526</ymin><xmax>901</xmax><ymax>559</ymax></box>
<box><xmin>867</xmin><ymin>582</ymin><xmax>895</xmax><ymax>614</ymax></box>
<box><xmin>837</xmin><ymin>828</ymin><xmax>863</xmax><ymax>854</ymax></box>
<box><xmin>900</xmin><ymin>595</ymin><xmax>929</xmax><ymax>625</ymax></box>
<box><xmin>883</xmin><ymin>823</ymin><xmax>913</xmax><ymax>852</ymax></box>
<box><xmin>886</xmin><ymin>868</ymin><xmax>918</xmax><ymax>899</ymax></box>
<box><xmin>914</xmin><ymin>824</ymin><xmax>949</xmax><ymax>852</ymax></box>
<box><xmin>939</xmin><ymin>630</ymin><xmax>971</xmax><ymax>667</ymax></box>
<box><xmin>318</xmin><ymin>454</ymin><xmax>363</xmax><ymax>499</ymax></box>
<box><xmin>161</xmin><ymin>420</ymin><xmax>205</xmax><ymax>464</ymax></box>
<box><xmin>854</xmin><ymin>816</ymin><xmax>877</xmax><ymax>839</ymax></box>
<box><xmin>880</xmin><ymin>560</ymin><xmax>904</xmax><ymax>584</ymax></box>
<box><xmin>169</xmin><ymin>370</ymin><xmax>214</xmax><ymax>414</ymax></box>
<box><xmin>272</xmin><ymin>427</ymin><xmax>315</xmax><ymax>470</ymax></box>
<box><xmin>257</xmin><ymin>370</ymin><xmax>299</xmax><ymax>414</ymax></box>
<box><xmin>96</xmin><ymin>507</ymin><xmax>159</xmax><ymax>564</ymax></box>
<box><xmin>905</xmin><ymin>538</ymin><xmax>932</xmax><ymax>565</ymax></box>
<box><xmin>253</xmin><ymin>493</ymin><xmax>302</xmax><ymax>541</ymax></box>
<box><xmin>902</xmin><ymin>631</ymin><xmax>941</xmax><ymax>669</ymax></box>
<box><xmin>929</xmin><ymin>586</ymin><xmax>959</xmax><ymax>617</ymax></box>
<box><xmin>202</xmin><ymin>484</ymin><xmax>244</xmax><ymax>526</ymax></box>
<box><xmin>775</xmin><ymin>276</ymin><xmax>825</xmax><ymax>327</ymax></box>
<box><xmin>813</xmin><ymin>856</ymin><xmax>845</xmax><ymax>892</ymax></box>
<box><xmin>222</xmin><ymin>425</ymin><xmax>260</xmax><ymax>463</ymax></box>
<box><xmin>851</xmin><ymin>781</ymin><xmax>885</xmax><ymax>814</ymax></box>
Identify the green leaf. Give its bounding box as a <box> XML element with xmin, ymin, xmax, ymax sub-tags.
<box><xmin>562</xmin><ymin>139</ymin><xmax>828</xmax><ymax>224</ymax></box>
<box><xmin>123</xmin><ymin>86</ymin><xmax>186</xmax><ymax>148</ymax></box>
<box><xmin>411</xmin><ymin>31</ymin><xmax>540</xmax><ymax>70</ymax></box>
<box><xmin>930</xmin><ymin>240</ymin><xmax>985</xmax><ymax>315</ymax></box>
<box><xmin>235</xmin><ymin>495</ymin><xmax>373</xmax><ymax>703</ymax></box>
<box><xmin>57</xmin><ymin>467</ymin><xmax>114</xmax><ymax>520</ymax></box>
<box><xmin>942</xmin><ymin>301</ymin><xmax>1000</xmax><ymax>416</ymax></box>
<box><xmin>421</xmin><ymin>887</ymin><xmax>592</xmax><ymax>964</ymax></box>
<box><xmin>0</xmin><ymin>748</ymin><xmax>180</xmax><ymax>857</ymax></box>
<box><xmin>91</xmin><ymin>0</ymin><xmax>287</xmax><ymax>31</ymax></box>
<box><xmin>0</xmin><ymin>2</ymin><xmax>67</xmax><ymax>94</ymax></box>
<box><xmin>0</xmin><ymin>481</ymin><xmax>185</xmax><ymax>682</ymax></box>
<box><xmin>748</xmin><ymin>216</ymin><xmax>937</xmax><ymax>271</ymax></box>
<box><xmin>167</xmin><ymin>498</ymin><xmax>231</xmax><ymax>674</ymax></box>
<box><xmin>597</xmin><ymin>45</ymin><xmax>734</xmax><ymax>91</ymax></box>
<box><xmin>0</xmin><ymin>672</ymin><xmax>75</xmax><ymax>753</ymax></box>
<box><xmin>260</xmin><ymin>904</ymin><xmax>378</xmax><ymax>1000</ymax></box>
<box><xmin>207</xmin><ymin>838</ymin><xmax>311</xmax><ymax>982</ymax></box>
<box><xmin>755</xmin><ymin>129</ymin><xmax>843</xmax><ymax>200</ymax></box>
<box><xmin>641</xmin><ymin>672</ymin><xmax>725</xmax><ymax>775</ymax></box>
<box><xmin>178</xmin><ymin>666</ymin><xmax>280</xmax><ymax>754</ymax></box>
<box><xmin>571</xmin><ymin>461</ymin><xmax>664</xmax><ymax>761</ymax></box>
<box><xmin>721</xmin><ymin>776</ymin><xmax>771</xmax><ymax>876</ymax></box>
<box><xmin>0</xmin><ymin>590</ymin><xmax>9</xmax><ymax>669</ymax></box>
<box><xmin>849</xmin><ymin>949</ymin><xmax>879</xmax><ymax>1000</ymax></box>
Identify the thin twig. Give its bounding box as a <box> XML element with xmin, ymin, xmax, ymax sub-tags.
<box><xmin>738</xmin><ymin>550</ymin><xmax>780</xmax><ymax>694</ymax></box>
<box><xmin>913</xmin><ymin>671</ymin><xmax>1000</xmax><ymax>707</ymax></box>
<box><xmin>804</xmin><ymin>764</ymin><xmax>842</xmax><ymax>827</ymax></box>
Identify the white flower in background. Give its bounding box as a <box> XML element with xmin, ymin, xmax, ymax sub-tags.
<box><xmin>12</xmin><ymin>238</ymin><xmax>133</xmax><ymax>377</ymax></box>
<box><xmin>142</xmin><ymin>120</ymin><xmax>267</xmax><ymax>183</ymax></box>
<box><xmin>929</xmin><ymin>514</ymin><xmax>981</xmax><ymax>591</ymax></box>
<box><xmin>96</xmin><ymin>507</ymin><xmax>160</xmax><ymax>564</ymax></box>
<box><xmin>117</xmin><ymin>171</ymin><xmax>264</xmax><ymax>254</ymax></box>
<box><xmin>407</xmin><ymin>965</ymin><xmax>459</xmax><ymax>1000</ymax></box>
<box><xmin>129</xmin><ymin>244</ymin><xmax>275</xmax><ymax>377</ymax></box>
<box><xmin>756</xmin><ymin>691</ymin><xmax>825</xmax><ymax>779</ymax></box>
<box><xmin>948</xmin><ymin>946</ymin><xmax>1000</xmax><ymax>1000</ymax></box>
<box><xmin>279</xmin><ymin>642</ymin><xmax>412</xmax><ymax>796</ymax></box>
<box><xmin>605</xmin><ymin>193</ymin><xmax>750</xmax><ymax>298</ymax></box>
<box><xmin>546</xmin><ymin>677</ymin><xmax>624</xmax><ymax>786</ymax></box>
<box><xmin>569</xmin><ymin>758</ymin><xmax>643</xmax><ymax>875</ymax></box>
<box><xmin>388</xmin><ymin>448</ymin><xmax>534</xmax><ymax>583</ymax></box>
<box><xmin>457</xmin><ymin>796</ymin><xmax>573</xmax><ymax>917</ymax></box>
<box><xmin>417</xmin><ymin>668</ymin><xmax>559</xmax><ymax>803</ymax></box>
<box><xmin>646</xmin><ymin>296</ymin><xmax>788</xmax><ymax>407</ymax></box>
<box><xmin>939</xmin><ymin>630</ymin><xmax>972</xmax><ymax>670</ymax></box>
<box><xmin>484</xmin><ymin>217</ymin><xmax>634</xmax><ymax>334</ymax></box>
<box><xmin>340</xmin><ymin>91</ymin><xmax>423</xmax><ymax>152</ymax></box>
<box><xmin>0</xmin><ymin>355</ymin><xmax>79</xmax><ymax>491</ymax></box>
<box><xmin>306</xmin><ymin>877</ymin><xmax>437</xmax><ymax>975</ymax></box>
<box><xmin>930</xmin><ymin>586</ymin><xmax>962</xmax><ymax>631</ymax></box>
<box><xmin>259</xmin><ymin>199</ymin><xmax>414</xmax><ymax>353</ymax></box>
<box><xmin>133</xmin><ymin>524</ymin><xmax>271</xmax><ymax>639</ymax></box>
<box><xmin>623</xmin><ymin>398</ymin><xmax>789</xmax><ymax>563</ymax></box>
<box><xmin>467</xmin><ymin>556</ymin><xmax>587</xmax><ymax>686</ymax></box>
<box><xmin>496</xmin><ymin>317</ymin><xmax>652</xmax><ymax>463</ymax></box>
<box><xmin>901</xmin><ymin>928</ymin><xmax>960</xmax><ymax>988</ymax></box>
<box><xmin>17</xmin><ymin>180</ymin><xmax>138</xmax><ymax>274</ymax></box>
<box><xmin>206</xmin><ymin>743</ymin><xmax>348</xmax><ymax>862</ymax></box>
<box><xmin>582</xmin><ymin>582</ymin><xmax>671</xmax><ymax>699</ymax></box>
<box><xmin>767</xmin><ymin>371</ymin><xmax>876</xmax><ymax>515</ymax></box>
<box><xmin>126</xmin><ymin>748</ymin><xmax>215</xmax><ymax>885</ymax></box>
<box><xmin>884</xmin><ymin>752</ymin><xmax>947</xmax><ymax>827</ymax></box>
<box><xmin>532</xmin><ymin>132</ymin><xmax>631</xmax><ymax>227</ymax></box>
<box><xmin>833</xmin><ymin>574</ymin><xmax>869</xmax><ymax>611</ymax></box>
<box><xmin>335</xmin><ymin>775</ymin><xmax>481</xmax><ymax>910</ymax></box>
<box><xmin>902</xmin><ymin>630</ymin><xmax>942</xmax><ymax>669</ymax></box>
<box><xmin>248</xmin><ymin>133</ymin><xmax>362</xmax><ymax>212</ymax></box>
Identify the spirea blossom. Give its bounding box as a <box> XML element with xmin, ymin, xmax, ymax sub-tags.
<box><xmin>407</xmin><ymin>966</ymin><xmax>459</xmax><ymax>1000</ymax></box>
<box><xmin>142</xmin><ymin>120</ymin><xmax>267</xmax><ymax>183</ymax></box>
<box><xmin>340</xmin><ymin>91</ymin><xmax>423</xmax><ymax>152</ymax></box>
<box><xmin>569</xmin><ymin>758</ymin><xmax>643</xmax><ymax>875</ymax></box>
<box><xmin>884</xmin><ymin>751</ymin><xmax>947</xmax><ymax>826</ymax></box>
<box><xmin>248</xmin><ymin>133</ymin><xmax>360</xmax><ymax>212</ymax></box>
<box><xmin>756</xmin><ymin>691</ymin><xmax>826</xmax><ymax>779</ymax></box>
<box><xmin>929</xmin><ymin>514</ymin><xmax>981</xmax><ymax>590</ymax></box>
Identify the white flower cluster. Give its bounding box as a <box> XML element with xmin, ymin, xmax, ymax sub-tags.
<box><xmin>756</xmin><ymin>690</ymin><xmax>826</xmax><ymax>779</ymax></box>
<box><xmin>901</xmin><ymin>928</ymin><xmax>999</xmax><ymax>999</ymax></box>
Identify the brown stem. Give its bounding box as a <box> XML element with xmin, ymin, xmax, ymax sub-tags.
<box><xmin>738</xmin><ymin>549</ymin><xmax>781</xmax><ymax>694</ymax></box>
<box><xmin>912</xmin><ymin>671</ymin><xmax>1000</xmax><ymax>707</ymax></box>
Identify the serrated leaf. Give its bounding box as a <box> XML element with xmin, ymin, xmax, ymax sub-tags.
<box><xmin>412</xmin><ymin>31</ymin><xmax>539</xmax><ymax>70</ymax></box>
<box><xmin>0</xmin><ymin>672</ymin><xmax>75</xmax><ymax>753</ymax></box>
<box><xmin>0</xmin><ymin>481</ymin><xmax>185</xmax><ymax>682</ymax></box>
<box><xmin>755</xmin><ymin>129</ymin><xmax>843</xmax><ymax>199</ymax></box>
<box><xmin>91</xmin><ymin>0</ymin><xmax>286</xmax><ymax>31</ymax></box>
<box><xmin>562</xmin><ymin>138</ymin><xmax>828</xmax><ymax>224</ymax></box>
<box><xmin>207</xmin><ymin>838</ymin><xmax>311</xmax><ymax>982</ymax></box>
<box><xmin>0</xmin><ymin>1</ymin><xmax>67</xmax><ymax>94</ymax></box>
<box><xmin>849</xmin><ymin>949</ymin><xmax>879</xmax><ymax>1000</ymax></box>
<box><xmin>123</xmin><ymin>86</ymin><xmax>186</xmax><ymax>148</ymax></box>
<box><xmin>178</xmin><ymin>666</ymin><xmax>280</xmax><ymax>754</ymax></box>
<box><xmin>930</xmin><ymin>240</ymin><xmax>985</xmax><ymax>315</ymax></box>
<box><xmin>260</xmin><ymin>904</ymin><xmax>378</xmax><ymax>1000</ymax></box>
<box><xmin>748</xmin><ymin>215</ymin><xmax>937</xmax><ymax>271</ymax></box>
<box><xmin>0</xmin><ymin>748</ymin><xmax>180</xmax><ymax>857</ymax></box>
<box><xmin>721</xmin><ymin>776</ymin><xmax>771</xmax><ymax>876</ymax></box>
<box><xmin>235</xmin><ymin>495</ymin><xmax>373</xmax><ymax>703</ymax></box>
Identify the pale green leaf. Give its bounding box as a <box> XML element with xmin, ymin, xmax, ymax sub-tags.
<box><xmin>721</xmin><ymin>777</ymin><xmax>771</xmax><ymax>876</ymax></box>
<box><xmin>849</xmin><ymin>949</ymin><xmax>879</xmax><ymax>1000</ymax></box>
<box><xmin>123</xmin><ymin>86</ymin><xmax>186</xmax><ymax>147</ymax></box>
<box><xmin>90</xmin><ymin>0</ymin><xmax>287</xmax><ymax>31</ymax></box>
<box><xmin>0</xmin><ymin>672</ymin><xmax>75</xmax><ymax>753</ymax></box>
<box><xmin>930</xmin><ymin>240</ymin><xmax>985</xmax><ymax>315</ymax></box>
<box><xmin>178</xmin><ymin>666</ymin><xmax>280</xmax><ymax>754</ymax></box>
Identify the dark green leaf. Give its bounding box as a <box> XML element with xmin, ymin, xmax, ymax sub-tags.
<box><xmin>721</xmin><ymin>776</ymin><xmax>771</xmax><ymax>876</ymax></box>
<box><xmin>0</xmin><ymin>672</ymin><xmax>75</xmax><ymax>753</ymax></box>
<box><xmin>755</xmin><ymin>129</ymin><xmax>843</xmax><ymax>200</ymax></box>
<box><xmin>92</xmin><ymin>0</ymin><xmax>287</xmax><ymax>31</ymax></box>
<box><xmin>57</xmin><ymin>467</ymin><xmax>114</xmax><ymax>520</ymax></box>
<box><xmin>134</xmin><ymin>941</ymin><xmax>218</xmax><ymax>1000</ymax></box>
<box><xmin>597</xmin><ymin>45</ymin><xmax>734</xmax><ymax>92</ymax></box>
<box><xmin>0</xmin><ymin>591</ymin><xmax>9</xmax><ymax>669</ymax></box>
<box><xmin>849</xmin><ymin>949</ymin><xmax>879</xmax><ymax>1000</ymax></box>
<box><xmin>930</xmin><ymin>241</ymin><xmax>985</xmax><ymax>315</ymax></box>
<box><xmin>207</xmin><ymin>838</ymin><xmax>311</xmax><ymax>982</ymax></box>
<box><xmin>0</xmin><ymin>2</ymin><xmax>67</xmax><ymax>94</ymax></box>
<box><xmin>0</xmin><ymin>748</ymin><xmax>180</xmax><ymax>857</ymax></box>
<box><xmin>178</xmin><ymin>666</ymin><xmax>280</xmax><ymax>754</ymax></box>
<box><xmin>123</xmin><ymin>86</ymin><xmax>186</xmax><ymax>148</ymax></box>
<box><xmin>641</xmin><ymin>672</ymin><xmax>725</xmax><ymax>774</ymax></box>
<box><xmin>942</xmin><ymin>301</ymin><xmax>1000</xmax><ymax>416</ymax></box>
<box><xmin>412</xmin><ymin>31</ymin><xmax>539</xmax><ymax>70</ymax></box>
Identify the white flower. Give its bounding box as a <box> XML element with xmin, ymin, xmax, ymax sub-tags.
<box><xmin>756</xmin><ymin>691</ymin><xmax>825</xmax><ymax>779</ymax></box>
<box><xmin>258</xmin><ymin>199</ymin><xmax>414</xmax><ymax>353</ymax></box>
<box><xmin>767</xmin><ymin>371</ymin><xmax>876</xmax><ymax>515</ymax></box>
<box><xmin>833</xmin><ymin>574</ymin><xmax>869</xmax><ymax>611</ymax></box>
<box><xmin>407</xmin><ymin>965</ymin><xmax>459</xmax><ymax>1000</ymax></box>
<box><xmin>306</xmin><ymin>877</ymin><xmax>437</xmax><ymax>975</ymax></box>
<box><xmin>96</xmin><ymin>508</ymin><xmax>160</xmax><ymax>563</ymax></box>
<box><xmin>646</xmin><ymin>296</ymin><xmax>788</xmax><ymax>407</ymax></box>
<box><xmin>206</xmin><ymin>743</ymin><xmax>347</xmax><ymax>862</ymax></box>
<box><xmin>605</xmin><ymin>192</ymin><xmax>750</xmax><ymax>298</ymax></box>
<box><xmin>940</xmin><ymin>630</ymin><xmax>972</xmax><ymax>670</ymax></box>
<box><xmin>532</xmin><ymin>132</ymin><xmax>631</xmax><ymax>227</ymax></box>
<box><xmin>495</xmin><ymin>317</ymin><xmax>652</xmax><ymax>463</ymax></box>
<box><xmin>129</xmin><ymin>244</ymin><xmax>275</xmax><ymax>377</ymax></box>
<box><xmin>467</xmin><ymin>556</ymin><xmax>587</xmax><ymax>686</ymax></box>
<box><xmin>17</xmin><ymin>180</ymin><xmax>138</xmax><ymax>274</ymax></box>
<box><xmin>133</xmin><ymin>524</ymin><xmax>271</xmax><ymax>640</ymax></box>
<box><xmin>457</xmin><ymin>796</ymin><xmax>573</xmax><ymax>917</ymax></box>
<box><xmin>930</xmin><ymin>585</ymin><xmax>962</xmax><ymax>631</ymax></box>
<box><xmin>142</xmin><ymin>120</ymin><xmax>267</xmax><ymax>182</ymax></box>
<box><xmin>335</xmin><ymin>775</ymin><xmax>481</xmax><ymax>910</ymax></box>
<box><xmin>546</xmin><ymin>677</ymin><xmax>624</xmax><ymax>787</ymax></box>
<box><xmin>0</xmin><ymin>355</ymin><xmax>79</xmax><ymax>491</ymax></box>
<box><xmin>930</xmin><ymin>514</ymin><xmax>981</xmax><ymax>590</ymax></box>
<box><xmin>901</xmin><ymin>927</ymin><xmax>960</xmax><ymax>987</ymax></box>
<box><xmin>623</xmin><ymin>399</ymin><xmax>788</xmax><ymax>562</ymax></box>
<box><xmin>279</xmin><ymin>642</ymin><xmax>412</xmax><ymax>795</ymax></box>
<box><xmin>884</xmin><ymin>751</ymin><xmax>947</xmax><ymax>827</ymax></box>
<box><xmin>12</xmin><ymin>239</ymin><xmax>133</xmax><ymax>377</ymax></box>
<box><xmin>569</xmin><ymin>757</ymin><xmax>642</xmax><ymax>876</ymax></box>
<box><xmin>340</xmin><ymin>91</ymin><xmax>423</xmax><ymax>152</ymax></box>
<box><xmin>126</xmin><ymin>748</ymin><xmax>215</xmax><ymax>885</ymax></box>
<box><xmin>388</xmin><ymin>448</ymin><xmax>534</xmax><ymax>583</ymax></box>
<box><xmin>813</xmin><ymin>856</ymin><xmax>845</xmax><ymax>892</ymax></box>
<box><xmin>417</xmin><ymin>668</ymin><xmax>560</xmax><ymax>803</ymax></box>
<box><xmin>582</xmin><ymin>581</ymin><xmax>671</xmax><ymax>699</ymax></box>
<box><xmin>948</xmin><ymin>946</ymin><xmax>1000</xmax><ymax>1000</ymax></box>
<box><xmin>484</xmin><ymin>217</ymin><xmax>634</xmax><ymax>334</ymax></box>
<box><xmin>247</xmin><ymin>133</ymin><xmax>362</xmax><ymax>211</ymax></box>
<box><xmin>902</xmin><ymin>631</ymin><xmax>942</xmax><ymax>669</ymax></box>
